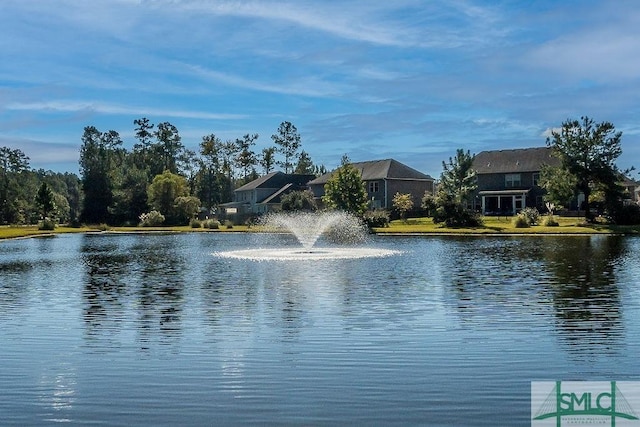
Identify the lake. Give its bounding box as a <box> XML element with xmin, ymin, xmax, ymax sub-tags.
<box><xmin>1</xmin><ymin>232</ymin><xmax>639</xmax><ymax>426</ymax></box>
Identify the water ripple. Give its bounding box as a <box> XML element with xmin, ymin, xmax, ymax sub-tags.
<box><xmin>1</xmin><ymin>233</ymin><xmax>640</xmax><ymax>425</ymax></box>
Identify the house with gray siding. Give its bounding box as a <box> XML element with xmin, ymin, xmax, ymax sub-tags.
<box><xmin>221</xmin><ymin>172</ymin><xmax>315</xmax><ymax>216</ymax></box>
<box><xmin>308</xmin><ymin>159</ymin><xmax>435</xmax><ymax>210</ymax></box>
<box><xmin>472</xmin><ymin>147</ymin><xmax>561</xmax><ymax>215</ymax></box>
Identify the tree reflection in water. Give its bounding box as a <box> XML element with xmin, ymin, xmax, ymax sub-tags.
<box><xmin>81</xmin><ymin>236</ymin><xmax>128</xmax><ymax>347</ymax></box>
<box><xmin>134</xmin><ymin>239</ymin><xmax>185</xmax><ymax>351</ymax></box>
<box><xmin>445</xmin><ymin>235</ymin><xmax>629</xmax><ymax>360</ymax></box>
<box><xmin>80</xmin><ymin>234</ymin><xmax>186</xmax><ymax>352</ymax></box>
<box><xmin>544</xmin><ymin>235</ymin><xmax>627</xmax><ymax>358</ymax></box>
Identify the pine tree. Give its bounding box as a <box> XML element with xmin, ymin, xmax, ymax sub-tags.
<box><xmin>322</xmin><ymin>155</ymin><xmax>369</xmax><ymax>216</ymax></box>
<box><xmin>35</xmin><ymin>182</ymin><xmax>55</xmax><ymax>219</ymax></box>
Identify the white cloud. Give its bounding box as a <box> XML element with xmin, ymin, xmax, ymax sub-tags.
<box><xmin>173</xmin><ymin>1</ymin><xmax>423</xmax><ymax>47</ymax></box>
<box><xmin>541</xmin><ymin>127</ymin><xmax>562</xmax><ymax>139</ymax></box>
<box><xmin>0</xmin><ymin>136</ymin><xmax>80</xmax><ymax>170</ymax></box>
<box><xmin>529</xmin><ymin>33</ymin><xmax>640</xmax><ymax>82</ymax></box>
<box><xmin>90</xmin><ymin>0</ymin><xmax>505</xmax><ymax>50</ymax></box>
<box><xmin>2</xmin><ymin>0</ymin><xmax>639</xmax><ymax>177</ymax></box>
<box><xmin>5</xmin><ymin>101</ymin><xmax>247</xmax><ymax>121</ymax></box>
<box><xmin>524</xmin><ymin>4</ymin><xmax>640</xmax><ymax>82</ymax></box>
<box><xmin>183</xmin><ymin>64</ymin><xmax>344</xmax><ymax>98</ymax></box>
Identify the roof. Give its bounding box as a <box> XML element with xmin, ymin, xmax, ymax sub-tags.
<box><xmin>308</xmin><ymin>158</ymin><xmax>434</xmax><ymax>185</ymax></box>
<box><xmin>261</xmin><ymin>183</ymin><xmax>294</xmax><ymax>204</ymax></box>
<box><xmin>621</xmin><ymin>176</ymin><xmax>639</xmax><ymax>187</ymax></box>
<box><xmin>234</xmin><ymin>172</ymin><xmax>315</xmax><ymax>192</ymax></box>
<box><xmin>478</xmin><ymin>189</ymin><xmax>530</xmax><ymax>196</ymax></box>
<box><xmin>472</xmin><ymin>147</ymin><xmax>560</xmax><ymax>174</ymax></box>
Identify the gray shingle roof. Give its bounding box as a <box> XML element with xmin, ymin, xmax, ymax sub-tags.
<box><xmin>308</xmin><ymin>159</ymin><xmax>433</xmax><ymax>185</ymax></box>
<box><xmin>260</xmin><ymin>183</ymin><xmax>294</xmax><ymax>204</ymax></box>
<box><xmin>234</xmin><ymin>172</ymin><xmax>315</xmax><ymax>192</ymax></box>
<box><xmin>472</xmin><ymin>147</ymin><xmax>560</xmax><ymax>174</ymax></box>
<box><xmin>234</xmin><ymin>171</ymin><xmax>280</xmax><ymax>191</ymax></box>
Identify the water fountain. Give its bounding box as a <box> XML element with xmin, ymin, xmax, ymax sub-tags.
<box><xmin>214</xmin><ymin>211</ymin><xmax>401</xmax><ymax>261</ymax></box>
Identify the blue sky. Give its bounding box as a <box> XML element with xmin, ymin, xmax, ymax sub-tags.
<box><xmin>1</xmin><ymin>0</ymin><xmax>639</xmax><ymax>178</ymax></box>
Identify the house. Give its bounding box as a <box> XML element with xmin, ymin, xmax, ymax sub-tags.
<box><xmin>221</xmin><ymin>172</ymin><xmax>315</xmax><ymax>217</ymax></box>
<box><xmin>308</xmin><ymin>158</ymin><xmax>436</xmax><ymax>210</ymax></box>
<box><xmin>621</xmin><ymin>176</ymin><xmax>640</xmax><ymax>205</ymax></box>
<box><xmin>472</xmin><ymin>147</ymin><xmax>561</xmax><ymax>215</ymax></box>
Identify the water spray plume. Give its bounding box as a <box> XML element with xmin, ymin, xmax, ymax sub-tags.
<box><xmin>214</xmin><ymin>211</ymin><xmax>401</xmax><ymax>261</ymax></box>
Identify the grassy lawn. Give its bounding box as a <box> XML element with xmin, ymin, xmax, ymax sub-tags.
<box><xmin>374</xmin><ymin>216</ymin><xmax>640</xmax><ymax>235</ymax></box>
<box><xmin>2</xmin><ymin>216</ymin><xmax>640</xmax><ymax>240</ymax></box>
<box><xmin>0</xmin><ymin>225</ymin><xmax>94</xmax><ymax>240</ymax></box>
<box><xmin>0</xmin><ymin>224</ymin><xmax>251</xmax><ymax>240</ymax></box>
<box><xmin>108</xmin><ymin>225</ymin><xmax>251</xmax><ymax>233</ymax></box>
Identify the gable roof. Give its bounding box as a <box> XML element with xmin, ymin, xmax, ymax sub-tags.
<box><xmin>308</xmin><ymin>158</ymin><xmax>433</xmax><ymax>185</ymax></box>
<box><xmin>260</xmin><ymin>183</ymin><xmax>294</xmax><ymax>204</ymax></box>
<box><xmin>472</xmin><ymin>147</ymin><xmax>560</xmax><ymax>174</ymax></box>
<box><xmin>235</xmin><ymin>172</ymin><xmax>315</xmax><ymax>192</ymax></box>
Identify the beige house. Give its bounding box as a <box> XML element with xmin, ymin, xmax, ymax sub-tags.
<box><xmin>308</xmin><ymin>158</ymin><xmax>435</xmax><ymax>210</ymax></box>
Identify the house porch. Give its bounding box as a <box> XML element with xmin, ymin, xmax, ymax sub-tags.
<box><xmin>479</xmin><ymin>189</ymin><xmax>529</xmax><ymax>215</ymax></box>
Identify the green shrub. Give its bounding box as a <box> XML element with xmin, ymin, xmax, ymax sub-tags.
<box><xmin>189</xmin><ymin>218</ymin><xmax>202</xmax><ymax>228</ymax></box>
<box><xmin>225</xmin><ymin>220</ymin><xmax>234</xmax><ymax>229</ymax></box>
<box><xmin>612</xmin><ymin>204</ymin><xmax>640</xmax><ymax>225</ymax></box>
<box><xmin>174</xmin><ymin>196</ymin><xmax>201</xmax><ymax>225</ymax></box>
<box><xmin>97</xmin><ymin>223</ymin><xmax>110</xmax><ymax>231</ymax></box>
<box><xmin>281</xmin><ymin>190</ymin><xmax>317</xmax><ymax>211</ymax></box>
<box><xmin>512</xmin><ymin>214</ymin><xmax>530</xmax><ymax>228</ymax></box>
<box><xmin>203</xmin><ymin>219</ymin><xmax>220</xmax><ymax>229</ymax></box>
<box><xmin>542</xmin><ymin>215</ymin><xmax>559</xmax><ymax>227</ymax></box>
<box><xmin>363</xmin><ymin>210</ymin><xmax>390</xmax><ymax>228</ymax></box>
<box><xmin>519</xmin><ymin>207</ymin><xmax>540</xmax><ymax>226</ymax></box>
<box><xmin>432</xmin><ymin>193</ymin><xmax>482</xmax><ymax>227</ymax></box>
<box><xmin>38</xmin><ymin>217</ymin><xmax>56</xmax><ymax>231</ymax></box>
<box><xmin>139</xmin><ymin>210</ymin><xmax>165</xmax><ymax>227</ymax></box>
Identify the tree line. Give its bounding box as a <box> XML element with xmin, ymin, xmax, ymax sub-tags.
<box><xmin>0</xmin><ymin>146</ymin><xmax>82</xmax><ymax>226</ymax></box>
<box><xmin>0</xmin><ymin>119</ymin><xmax>326</xmax><ymax>226</ymax></box>
<box><xmin>3</xmin><ymin>115</ymin><xmax>637</xmax><ymax>228</ymax></box>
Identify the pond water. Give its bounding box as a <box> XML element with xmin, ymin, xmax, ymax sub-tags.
<box><xmin>1</xmin><ymin>232</ymin><xmax>640</xmax><ymax>426</ymax></box>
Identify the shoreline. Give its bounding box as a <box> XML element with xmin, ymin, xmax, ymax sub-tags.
<box><xmin>1</xmin><ymin>225</ymin><xmax>638</xmax><ymax>241</ymax></box>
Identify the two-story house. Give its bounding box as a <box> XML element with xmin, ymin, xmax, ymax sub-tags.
<box><xmin>308</xmin><ymin>158</ymin><xmax>436</xmax><ymax>210</ymax></box>
<box><xmin>221</xmin><ymin>172</ymin><xmax>315</xmax><ymax>217</ymax></box>
<box><xmin>472</xmin><ymin>147</ymin><xmax>561</xmax><ymax>215</ymax></box>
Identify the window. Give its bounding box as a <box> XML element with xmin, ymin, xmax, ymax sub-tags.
<box><xmin>514</xmin><ymin>195</ymin><xmax>524</xmax><ymax>211</ymax></box>
<box><xmin>505</xmin><ymin>174</ymin><xmax>521</xmax><ymax>188</ymax></box>
<box><xmin>532</xmin><ymin>173</ymin><xmax>540</xmax><ymax>186</ymax></box>
<box><xmin>369</xmin><ymin>181</ymin><xmax>379</xmax><ymax>193</ymax></box>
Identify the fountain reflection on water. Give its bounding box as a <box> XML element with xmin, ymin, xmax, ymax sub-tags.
<box><xmin>214</xmin><ymin>211</ymin><xmax>401</xmax><ymax>261</ymax></box>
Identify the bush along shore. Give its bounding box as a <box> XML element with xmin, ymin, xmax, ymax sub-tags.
<box><xmin>2</xmin><ymin>215</ymin><xmax>640</xmax><ymax>241</ymax></box>
<box><xmin>374</xmin><ymin>215</ymin><xmax>640</xmax><ymax>235</ymax></box>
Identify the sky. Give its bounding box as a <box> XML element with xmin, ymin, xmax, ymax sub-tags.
<box><xmin>1</xmin><ymin>0</ymin><xmax>639</xmax><ymax>179</ymax></box>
